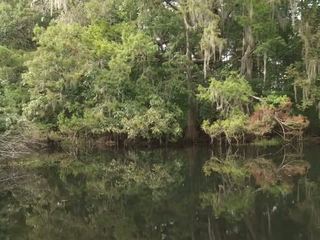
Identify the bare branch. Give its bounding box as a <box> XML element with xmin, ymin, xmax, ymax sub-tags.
<box><xmin>163</xmin><ymin>0</ymin><xmax>178</xmax><ymax>11</ymax></box>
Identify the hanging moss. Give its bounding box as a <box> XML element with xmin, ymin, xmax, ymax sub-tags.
<box><xmin>182</xmin><ymin>0</ymin><xmax>225</xmax><ymax>78</ymax></box>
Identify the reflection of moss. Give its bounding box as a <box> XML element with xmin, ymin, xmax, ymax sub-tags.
<box><xmin>245</xmin><ymin>158</ymin><xmax>278</xmax><ymax>187</ymax></box>
<box><xmin>201</xmin><ymin>153</ymin><xmax>310</xmax><ymax>224</ymax></box>
<box><xmin>280</xmin><ymin>161</ymin><xmax>310</xmax><ymax>181</ymax></box>
<box><xmin>201</xmin><ymin>188</ymin><xmax>255</xmax><ymax>221</ymax></box>
<box><xmin>287</xmin><ymin>179</ymin><xmax>320</xmax><ymax>238</ymax></box>
<box><xmin>262</xmin><ymin>183</ymin><xmax>292</xmax><ymax>197</ymax></box>
<box><xmin>251</xmin><ymin>138</ymin><xmax>282</xmax><ymax>147</ymax></box>
<box><xmin>203</xmin><ymin>157</ymin><xmax>249</xmax><ymax>183</ymax></box>
<box><xmin>245</xmin><ymin>158</ymin><xmax>309</xmax><ymax>189</ymax></box>
<box><xmin>201</xmin><ymin>156</ymin><xmax>255</xmax><ymax>221</ymax></box>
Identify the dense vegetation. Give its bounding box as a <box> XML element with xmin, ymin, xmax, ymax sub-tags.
<box><xmin>1</xmin><ymin>0</ymin><xmax>320</xmax><ymax>147</ymax></box>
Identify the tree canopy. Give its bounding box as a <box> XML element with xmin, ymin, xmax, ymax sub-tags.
<box><xmin>1</xmin><ymin>0</ymin><xmax>319</xmax><ymax>146</ymax></box>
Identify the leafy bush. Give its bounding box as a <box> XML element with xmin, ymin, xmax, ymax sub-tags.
<box><xmin>202</xmin><ymin>111</ymin><xmax>248</xmax><ymax>143</ymax></box>
<box><xmin>122</xmin><ymin>97</ymin><xmax>182</xmax><ymax>142</ymax></box>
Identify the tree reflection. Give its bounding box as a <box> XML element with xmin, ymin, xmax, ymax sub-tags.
<box><xmin>201</xmin><ymin>145</ymin><xmax>312</xmax><ymax>240</ymax></box>
<box><xmin>0</xmin><ymin>151</ymin><xmax>187</xmax><ymax>239</ymax></box>
<box><xmin>0</xmin><ymin>145</ymin><xmax>320</xmax><ymax>239</ymax></box>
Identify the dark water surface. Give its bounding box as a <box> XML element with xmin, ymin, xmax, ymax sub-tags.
<box><xmin>0</xmin><ymin>143</ymin><xmax>320</xmax><ymax>240</ymax></box>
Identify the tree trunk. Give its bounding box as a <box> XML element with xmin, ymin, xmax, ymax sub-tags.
<box><xmin>240</xmin><ymin>26</ymin><xmax>254</xmax><ymax>80</ymax></box>
<box><xmin>186</xmin><ymin>100</ymin><xmax>199</xmax><ymax>142</ymax></box>
<box><xmin>184</xmin><ymin>20</ymin><xmax>199</xmax><ymax>143</ymax></box>
<box><xmin>263</xmin><ymin>52</ymin><xmax>267</xmax><ymax>86</ymax></box>
<box><xmin>240</xmin><ymin>1</ymin><xmax>254</xmax><ymax>80</ymax></box>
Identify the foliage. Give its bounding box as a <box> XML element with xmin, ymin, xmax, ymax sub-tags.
<box><xmin>198</xmin><ymin>73</ymin><xmax>254</xmax><ymax>117</ymax></box>
<box><xmin>1</xmin><ymin>0</ymin><xmax>320</xmax><ymax>145</ymax></box>
<box><xmin>248</xmin><ymin>95</ymin><xmax>309</xmax><ymax>139</ymax></box>
<box><xmin>0</xmin><ymin>46</ymin><xmax>28</xmax><ymax>132</ymax></box>
<box><xmin>122</xmin><ymin>97</ymin><xmax>182</xmax><ymax>141</ymax></box>
<box><xmin>202</xmin><ymin>111</ymin><xmax>248</xmax><ymax>143</ymax></box>
<box><xmin>0</xmin><ymin>0</ymin><xmax>45</xmax><ymax>49</ymax></box>
<box><xmin>198</xmin><ymin>73</ymin><xmax>254</xmax><ymax>143</ymax></box>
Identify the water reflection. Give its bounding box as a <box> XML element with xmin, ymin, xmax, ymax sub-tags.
<box><xmin>201</xmin><ymin>145</ymin><xmax>310</xmax><ymax>240</ymax></box>
<box><xmin>0</xmin><ymin>144</ymin><xmax>319</xmax><ymax>239</ymax></box>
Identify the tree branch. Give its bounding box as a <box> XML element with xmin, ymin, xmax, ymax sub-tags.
<box><xmin>163</xmin><ymin>0</ymin><xmax>178</xmax><ymax>11</ymax></box>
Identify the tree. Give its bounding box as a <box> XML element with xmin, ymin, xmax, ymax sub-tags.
<box><xmin>1</xmin><ymin>0</ymin><xmax>320</xmax><ymax>146</ymax></box>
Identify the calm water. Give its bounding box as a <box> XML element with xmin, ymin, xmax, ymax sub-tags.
<box><xmin>0</xmin><ymin>143</ymin><xmax>320</xmax><ymax>240</ymax></box>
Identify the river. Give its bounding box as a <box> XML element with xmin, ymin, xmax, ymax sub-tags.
<box><xmin>0</xmin><ymin>143</ymin><xmax>319</xmax><ymax>239</ymax></box>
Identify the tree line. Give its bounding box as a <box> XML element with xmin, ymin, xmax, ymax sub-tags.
<box><xmin>0</xmin><ymin>0</ymin><xmax>319</xmax><ymax>146</ymax></box>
